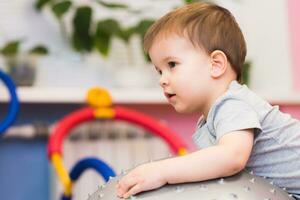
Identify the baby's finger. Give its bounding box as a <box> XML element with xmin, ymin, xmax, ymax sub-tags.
<box><xmin>123</xmin><ymin>184</ymin><xmax>142</xmax><ymax>199</ymax></box>
<box><xmin>118</xmin><ymin>176</ymin><xmax>138</xmax><ymax>195</ymax></box>
<box><xmin>116</xmin><ymin>184</ymin><xmax>124</xmax><ymax>197</ymax></box>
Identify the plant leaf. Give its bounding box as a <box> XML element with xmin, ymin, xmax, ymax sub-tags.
<box><xmin>97</xmin><ymin>19</ymin><xmax>121</xmax><ymax>35</ymax></box>
<box><xmin>29</xmin><ymin>45</ymin><xmax>49</xmax><ymax>55</ymax></box>
<box><xmin>144</xmin><ymin>52</ymin><xmax>151</xmax><ymax>62</ymax></box>
<box><xmin>97</xmin><ymin>0</ymin><xmax>128</xmax><ymax>9</ymax></box>
<box><xmin>51</xmin><ymin>1</ymin><xmax>72</xmax><ymax>19</ymax></box>
<box><xmin>184</xmin><ymin>0</ymin><xmax>201</xmax><ymax>4</ymax></box>
<box><xmin>135</xmin><ymin>19</ymin><xmax>155</xmax><ymax>38</ymax></box>
<box><xmin>133</xmin><ymin>19</ymin><xmax>155</xmax><ymax>62</ymax></box>
<box><xmin>242</xmin><ymin>61</ymin><xmax>251</xmax><ymax>85</ymax></box>
<box><xmin>72</xmin><ymin>6</ymin><xmax>93</xmax><ymax>52</ymax></box>
<box><xmin>94</xmin><ymin>27</ymin><xmax>111</xmax><ymax>57</ymax></box>
<box><xmin>35</xmin><ymin>0</ymin><xmax>52</xmax><ymax>11</ymax></box>
<box><xmin>1</xmin><ymin>41</ymin><xmax>20</xmax><ymax>56</ymax></box>
<box><xmin>117</xmin><ymin>27</ymin><xmax>135</xmax><ymax>43</ymax></box>
<box><xmin>93</xmin><ymin>19</ymin><xmax>122</xmax><ymax>56</ymax></box>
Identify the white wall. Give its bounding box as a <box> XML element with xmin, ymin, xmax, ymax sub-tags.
<box><xmin>217</xmin><ymin>0</ymin><xmax>292</xmax><ymax>94</ymax></box>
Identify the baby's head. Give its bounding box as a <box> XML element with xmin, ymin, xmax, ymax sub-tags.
<box><xmin>143</xmin><ymin>2</ymin><xmax>247</xmax><ymax>115</ymax></box>
<box><xmin>145</xmin><ymin>2</ymin><xmax>246</xmax><ymax>82</ymax></box>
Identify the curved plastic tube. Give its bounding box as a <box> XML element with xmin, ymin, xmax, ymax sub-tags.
<box><xmin>0</xmin><ymin>70</ymin><xmax>19</xmax><ymax>135</ymax></box>
<box><xmin>48</xmin><ymin>106</ymin><xmax>187</xmax><ymax>157</ymax></box>
<box><xmin>51</xmin><ymin>153</ymin><xmax>72</xmax><ymax>196</ymax></box>
<box><xmin>61</xmin><ymin>157</ymin><xmax>116</xmax><ymax>199</ymax></box>
<box><xmin>114</xmin><ymin>106</ymin><xmax>187</xmax><ymax>154</ymax></box>
<box><xmin>69</xmin><ymin>157</ymin><xmax>116</xmax><ymax>182</ymax></box>
<box><xmin>48</xmin><ymin>107</ymin><xmax>95</xmax><ymax>157</ymax></box>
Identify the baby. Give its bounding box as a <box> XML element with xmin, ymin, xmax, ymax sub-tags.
<box><xmin>116</xmin><ymin>2</ymin><xmax>300</xmax><ymax>199</ymax></box>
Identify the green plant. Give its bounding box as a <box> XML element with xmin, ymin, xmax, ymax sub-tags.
<box><xmin>0</xmin><ymin>40</ymin><xmax>49</xmax><ymax>86</ymax></box>
<box><xmin>34</xmin><ymin>0</ymin><xmax>155</xmax><ymax>60</ymax></box>
<box><xmin>242</xmin><ymin>61</ymin><xmax>251</xmax><ymax>85</ymax></box>
<box><xmin>34</xmin><ymin>0</ymin><xmax>251</xmax><ymax>84</ymax></box>
<box><xmin>0</xmin><ymin>40</ymin><xmax>48</xmax><ymax>64</ymax></box>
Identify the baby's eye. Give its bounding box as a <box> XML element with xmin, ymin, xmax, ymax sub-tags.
<box><xmin>156</xmin><ymin>69</ymin><xmax>162</xmax><ymax>75</ymax></box>
<box><xmin>154</xmin><ymin>66</ymin><xmax>162</xmax><ymax>75</ymax></box>
<box><xmin>168</xmin><ymin>61</ymin><xmax>177</xmax><ymax>68</ymax></box>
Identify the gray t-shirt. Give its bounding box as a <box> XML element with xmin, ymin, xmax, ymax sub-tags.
<box><xmin>192</xmin><ymin>80</ymin><xmax>300</xmax><ymax>198</ymax></box>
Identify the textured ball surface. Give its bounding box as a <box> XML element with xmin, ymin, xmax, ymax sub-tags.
<box><xmin>87</xmin><ymin>171</ymin><xmax>295</xmax><ymax>200</ymax></box>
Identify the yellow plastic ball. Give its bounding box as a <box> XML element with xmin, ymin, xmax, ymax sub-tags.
<box><xmin>86</xmin><ymin>87</ymin><xmax>112</xmax><ymax>108</ymax></box>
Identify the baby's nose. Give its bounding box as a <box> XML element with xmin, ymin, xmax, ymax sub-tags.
<box><xmin>159</xmin><ymin>75</ymin><xmax>169</xmax><ymax>87</ymax></box>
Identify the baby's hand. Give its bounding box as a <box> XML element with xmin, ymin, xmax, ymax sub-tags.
<box><xmin>116</xmin><ymin>161</ymin><xmax>167</xmax><ymax>199</ymax></box>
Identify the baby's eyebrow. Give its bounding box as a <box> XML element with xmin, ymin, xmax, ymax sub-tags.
<box><xmin>163</xmin><ymin>56</ymin><xmax>177</xmax><ymax>62</ymax></box>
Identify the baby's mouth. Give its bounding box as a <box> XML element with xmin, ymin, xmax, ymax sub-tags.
<box><xmin>164</xmin><ymin>92</ymin><xmax>176</xmax><ymax>99</ymax></box>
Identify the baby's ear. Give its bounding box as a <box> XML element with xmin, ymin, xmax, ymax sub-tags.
<box><xmin>210</xmin><ymin>50</ymin><xmax>228</xmax><ymax>78</ymax></box>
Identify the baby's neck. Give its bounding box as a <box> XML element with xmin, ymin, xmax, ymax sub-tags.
<box><xmin>202</xmin><ymin>79</ymin><xmax>236</xmax><ymax>118</ymax></box>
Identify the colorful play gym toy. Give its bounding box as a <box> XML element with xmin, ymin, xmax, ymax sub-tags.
<box><xmin>48</xmin><ymin>87</ymin><xmax>188</xmax><ymax>198</ymax></box>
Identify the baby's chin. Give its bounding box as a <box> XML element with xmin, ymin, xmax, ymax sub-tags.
<box><xmin>173</xmin><ymin>104</ymin><xmax>194</xmax><ymax>114</ymax></box>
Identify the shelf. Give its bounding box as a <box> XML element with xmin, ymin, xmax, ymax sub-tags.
<box><xmin>0</xmin><ymin>87</ymin><xmax>167</xmax><ymax>104</ymax></box>
<box><xmin>0</xmin><ymin>87</ymin><xmax>300</xmax><ymax>105</ymax></box>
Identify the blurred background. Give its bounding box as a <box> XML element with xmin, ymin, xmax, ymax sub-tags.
<box><xmin>0</xmin><ymin>0</ymin><xmax>299</xmax><ymax>200</ymax></box>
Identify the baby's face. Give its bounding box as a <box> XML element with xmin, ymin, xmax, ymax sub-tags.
<box><xmin>149</xmin><ymin>34</ymin><xmax>213</xmax><ymax>114</ymax></box>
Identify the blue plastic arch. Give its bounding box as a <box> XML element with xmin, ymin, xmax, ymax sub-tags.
<box><xmin>61</xmin><ymin>157</ymin><xmax>116</xmax><ymax>200</ymax></box>
<box><xmin>0</xmin><ymin>70</ymin><xmax>19</xmax><ymax>135</ymax></box>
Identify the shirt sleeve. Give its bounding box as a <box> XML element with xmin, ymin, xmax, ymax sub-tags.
<box><xmin>212</xmin><ymin>98</ymin><xmax>262</xmax><ymax>142</ymax></box>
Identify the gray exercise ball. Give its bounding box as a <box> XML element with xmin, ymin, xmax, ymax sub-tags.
<box><xmin>87</xmin><ymin>170</ymin><xmax>295</xmax><ymax>200</ymax></box>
